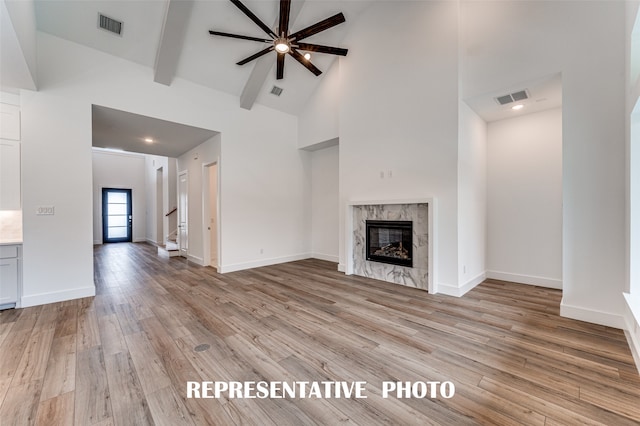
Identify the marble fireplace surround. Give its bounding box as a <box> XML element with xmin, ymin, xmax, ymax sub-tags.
<box><xmin>344</xmin><ymin>198</ymin><xmax>436</xmax><ymax>294</ymax></box>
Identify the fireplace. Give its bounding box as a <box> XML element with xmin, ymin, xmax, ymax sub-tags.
<box><xmin>366</xmin><ymin>220</ymin><xmax>413</xmax><ymax>267</ymax></box>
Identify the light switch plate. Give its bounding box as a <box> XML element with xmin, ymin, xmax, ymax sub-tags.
<box><xmin>36</xmin><ymin>206</ymin><xmax>55</xmax><ymax>215</ymax></box>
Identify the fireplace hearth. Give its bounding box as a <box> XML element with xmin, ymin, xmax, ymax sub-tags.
<box><xmin>366</xmin><ymin>220</ymin><xmax>413</xmax><ymax>267</ymax></box>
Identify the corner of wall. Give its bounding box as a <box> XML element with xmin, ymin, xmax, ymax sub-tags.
<box><xmin>21</xmin><ymin>285</ymin><xmax>95</xmax><ymax>308</ymax></box>
<box><xmin>437</xmin><ymin>271</ymin><xmax>485</xmax><ymax>297</ymax></box>
<box><xmin>560</xmin><ymin>298</ymin><xmax>627</xmax><ymax>329</ymax></box>
<box><xmin>623</xmin><ymin>293</ymin><xmax>640</xmax><ymax>373</ymax></box>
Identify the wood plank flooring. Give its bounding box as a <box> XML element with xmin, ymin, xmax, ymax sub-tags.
<box><xmin>1</xmin><ymin>242</ymin><xmax>639</xmax><ymax>425</ymax></box>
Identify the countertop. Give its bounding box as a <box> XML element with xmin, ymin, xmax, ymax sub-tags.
<box><xmin>0</xmin><ymin>210</ymin><xmax>23</xmax><ymax>245</ymax></box>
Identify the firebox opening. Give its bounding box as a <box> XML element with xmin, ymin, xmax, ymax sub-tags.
<box><xmin>366</xmin><ymin>220</ymin><xmax>413</xmax><ymax>267</ymax></box>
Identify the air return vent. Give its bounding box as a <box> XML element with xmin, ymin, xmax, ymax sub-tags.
<box><xmin>495</xmin><ymin>89</ymin><xmax>529</xmax><ymax>105</ymax></box>
<box><xmin>270</xmin><ymin>86</ymin><xmax>283</xmax><ymax>96</ymax></box>
<box><xmin>98</xmin><ymin>13</ymin><xmax>123</xmax><ymax>35</ymax></box>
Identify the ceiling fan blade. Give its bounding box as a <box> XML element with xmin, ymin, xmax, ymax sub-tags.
<box><xmin>289</xmin><ymin>12</ymin><xmax>345</xmax><ymax>42</ymax></box>
<box><xmin>209</xmin><ymin>30</ymin><xmax>272</xmax><ymax>43</ymax></box>
<box><xmin>295</xmin><ymin>42</ymin><xmax>348</xmax><ymax>56</ymax></box>
<box><xmin>289</xmin><ymin>49</ymin><xmax>322</xmax><ymax>76</ymax></box>
<box><xmin>279</xmin><ymin>0</ymin><xmax>291</xmax><ymax>37</ymax></box>
<box><xmin>230</xmin><ymin>0</ymin><xmax>277</xmax><ymax>38</ymax></box>
<box><xmin>276</xmin><ymin>52</ymin><xmax>285</xmax><ymax>79</ymax></box>
<box><xmin>237</xmin><ymin>46</ymin><xmax>275</xmax><ymax>66</ymax></box>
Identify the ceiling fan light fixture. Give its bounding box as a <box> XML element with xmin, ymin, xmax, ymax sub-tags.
<box><xmin>274</xmin><ymin>38</ymin><xmax>290</xmax><ymax>53</ymax></box>
<box><xmin>303</xmin><ymin>52</ymin><xmax>311</xmax><ymax>60</ymax></box>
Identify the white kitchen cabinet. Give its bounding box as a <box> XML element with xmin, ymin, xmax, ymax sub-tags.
<box><xmin>0</xmin><ymin>244</ymin><xmax>21</xmax><ymax>309</ymax></box>
<box><xmin>0</xmin><ymin>103</ymin><xmax>20</xmax><ymax>141</ymax></box>
<box><xmin>0</xmin><ymin>139</ymin><xmax>20</xmax><ymax>210</ymax></box>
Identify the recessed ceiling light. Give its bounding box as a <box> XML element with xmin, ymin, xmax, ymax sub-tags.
<box><xmin>512</xmin><ymin>104</ymin><xmax>524</xmax><ymax>110</ymax></box>
<box><xmin>304</xmin><ymin>53</ymin><xmax>311</xmax><ymax>60</ymax></box>
<box><xmin>144</xmin><ymin>138</ymin><xmax>154</xmax><ymax>143</ymax></box>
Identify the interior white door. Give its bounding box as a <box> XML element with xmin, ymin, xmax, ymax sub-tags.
<box><xmin>178</xmin><ymin>172</ymin><xmax>188</xmax><ymax>257</ymax></box>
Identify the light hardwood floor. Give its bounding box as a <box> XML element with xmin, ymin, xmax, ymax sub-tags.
<box><xmin>1</xmin><ymin>242</ymin><xmax>639</xmax><ymax>425</ymax></box>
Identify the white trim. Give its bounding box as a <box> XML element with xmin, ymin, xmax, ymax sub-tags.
<box><xmin>178</xmin><ymin>170</ymin><xmax>188</xmax><ymax>258</ymax></box>
<box><xmin>145</xmin><ymin>238</ymin><xmax>161</xmax><ymax>247</ymax></box>
<box><xmin>623</xmin><ymin>293</ymin><xmax>640</xmax><ymax>374</ymax></box>
<box><xmin>187</xmin><ymin>254</ymin><xmax>205</xmax><ymax>266</ymax></box>
<box><xmin>337</xmin><ymin>263</ymin><xmax>345</xmax><ymax>272</ymax></box>
<box><xmin>201</xmin><ymin>160</ymin><xmax>220</xmax><ymax>269</ymax></box>
<box><xmin>437</xmin><ymin>272</ymin><xmax>484</xmax><ymax>297</ymax></box>
<box><xmin>560</xmin><ymin>298</ymin><xmax>626</xmax><ymax>329</ymax></box>
<box><xmin>133</xmin><ymin>237</ymin><xmax>146</xmax><ymax>243</ymax></box>
<box><xmin>311</xmin><ymin>253</ymin><xmax>339</xmax><ymax>263</ymax></box>
<box><xmin>219</xmin><ymin>253</ymin><xmax>312</xmax><ymax>273</ymax></box>
<box><xmin>21</xmin><ymin>286</ymin><xmax>96</xmax><ymax>308</ymax></box>
<box><xmin>348</xmin><ymin>198</ymin><xmax>435</xmax><ymax>206</ymax></box>
<box><xmin>624</xmin><ymin>329</ymin><xmax>640</xmax><ymax>375</ymax></box>
<box><xmin>344</xmin><ymin>197</ymin><xmax>437</xmax><ymax>293</ymax></box>
<box><xmin>486</xmin><ymin>270</ymin><xmax>562</xmax><ymax>289</ymax></box>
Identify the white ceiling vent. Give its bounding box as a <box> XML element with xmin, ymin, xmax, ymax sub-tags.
<box><xmin>270</xmin><ymin>86</ymin><xmax>283</xmax><ymax>97</ymax></box>
<box><xmin>495</xmin><ymin>89</ymin><xmax>529</xmax><ymax>105</ymax></box>
<box><xmin>98</xmin><ymin>13</ymin><xmax>123</xmax><ymax>36</ymax></box>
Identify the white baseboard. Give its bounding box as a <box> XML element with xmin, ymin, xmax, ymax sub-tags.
<box><xmin>311</xmin><ymin>253</ymin><xmax>339</xmax><ymax>263</ymax></box>
<box><xmin>623</xmin><ymin>293</ymin><xmax>640</xmax><ymax>374</ymax></box>
<box><xmin>218</xmin><ymin>253</ymin><xmax>312</xmax><ymax>273</ymax></box>
<box><xmin>560</xmin><ymin>298</ymin><xmax>626</xmax><ymax>329</ymax></box>
<box><xmin>21</xmin><ymin>286</ymin><xmax>96</xmax><ymax>308</ymax></box>
<box><xmin>437</xmin><ymin>272</ymin><xmax>485</xmax><ymax>297</ymax></box>
<box><xmin>133</xmin><ymin>237</ymin><xmax>146</xmax><ymax>243</ymax></box>
<box><xmin>337</xmin><ymin>263</ymin><xmax>345</xmax><ymax>273</ymax></box>
<box><xmin>187</xmin><ymin>254</ymin><xmax>205</xmax><ymax>266</ymax></box>
<box><xmin>486</xmin><ymin>270</ymin><xmax>562</xmax><ymax>289</ymax></box>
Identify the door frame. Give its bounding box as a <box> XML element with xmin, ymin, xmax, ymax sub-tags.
<box><xmin>202</xmin><ymin>160</ymin><xmax>221</xmax><ymax>270</ymax></box>
<box><xmin>102</xmin><ymin>188</ymin><xmax>132</xmax><ymax>243</ymax></box>
<box><xmin>178</xmin><ymin>171</ymin><xmax>188</xmax><ymax>258</ymax></box>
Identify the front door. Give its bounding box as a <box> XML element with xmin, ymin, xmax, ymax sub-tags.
<box><xmin>102</xmin><ymin>188</ymin><xmax>132</xmax><ymax>243</ymax></box>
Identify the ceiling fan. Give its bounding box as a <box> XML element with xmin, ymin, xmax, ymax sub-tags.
<box><xmin>208</xmin><ymin>0</ymin><xmax>348</xmax><ymax>80</ymax></box>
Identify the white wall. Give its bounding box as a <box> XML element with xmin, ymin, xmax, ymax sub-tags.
<box><xmin>487</xmin><ymin>108</ymin><xmax>562</xmax><ymax>288</ymax></box>
<box><xmin>92</xmin><ymin>149</ymin><xmax>147</xmax><ymax>244</ymax></box>
<box><xmin>625</xmin><ymin>1</ymin><xmax>640</xmax><ymax>372</ymax></box>
<box><xmin>338</xmin><ymin>1</ymin><xmax>460</xmax><ymax>290</ymax></box>
<box><xmin>144</xmin><ymin>154</ymin><xmax>173</xmax><ymax>245</ymax></box>
<box><xmin>177</xmin><ymin>135</ymin><xmax>220</xmax><ymax>266</ymax></box>
<box><xmin>19</xmin><ymin>31</ymin><xmax>305</xmax><ymax>306</ymax></box>
<box><xmin>462</xmin><ymin>1</ymin><xmax>626</xmax><ymax>328</ymax></box>
<box><xmin>457</xmin><ymin>102</ymin><xmax>487</xmax><ymax>294</ymax></box>
<box><xmin>219</xmin><ymin>127</ymin><xmax>312</xmax><ymax>272</ymax></box>
<box><xmin>1</xmin><ymin>0</ymin><xmax>37</xmax><ymax>90</ymax></box>
<box><xmin>311</xmin><ymin>145</ymin><xmax>339</xmax><ymax>263</ymax></box>
<box><xmin>21</xmin><ymin>88</ymin><xmax>94</xmax><ymax>306</ymax></box>
<box><xmin>298</xmin><ymin>61</ymin><xmax>340</xmax><ymax>149</ymax></box>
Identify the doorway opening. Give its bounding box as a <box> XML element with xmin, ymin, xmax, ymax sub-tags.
<box><xmin>102</xmin><ymin>188</ymin><xmax>132</xmax><ymax>243</ymax></box>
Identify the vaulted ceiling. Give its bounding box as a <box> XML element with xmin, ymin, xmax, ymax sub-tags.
<box><xmin>2</xmin><ymin>0</ymin><xmax>567</xmax><ymax>135</ymax></box>
<box><xmin>33</xmin><ymin>0</ymin><xmax>369</xmax><ymax>116</ymax></box>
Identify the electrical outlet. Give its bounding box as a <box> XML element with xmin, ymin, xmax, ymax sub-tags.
<box><xmin>36</xmin><ymin>206</ymin><xmax>55</xmax><ymax>215</ymax></box>
<box><xmin>260</xmin><ymin>248</ymin><xmax>264</xmax><ymax>254</ymax></box>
